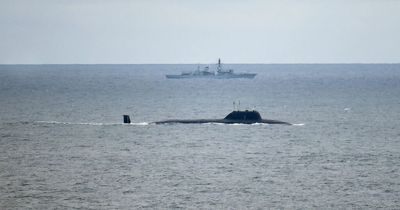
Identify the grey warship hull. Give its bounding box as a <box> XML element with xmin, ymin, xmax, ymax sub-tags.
<box><xmin>165</xmin><ymin>73</ymin><xmax>256</xmax><ymax>79</ymax></box>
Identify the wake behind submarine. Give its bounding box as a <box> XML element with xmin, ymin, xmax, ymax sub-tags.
<box><xmin>123</xmin><ymin>110</ymin><xmax>291</xmax><ymax>125</ymax></box>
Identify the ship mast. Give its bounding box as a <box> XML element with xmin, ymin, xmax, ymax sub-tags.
<box><xmin>217</xmin><ymin>58</ymin><xmax>222</xmax><ymax>73</ymax></box>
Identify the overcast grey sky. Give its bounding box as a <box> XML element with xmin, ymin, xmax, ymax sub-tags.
<box><xmin>0</xmin><ymin>0</ymin><xmax>399</xmax><ymax>64</ymax></box>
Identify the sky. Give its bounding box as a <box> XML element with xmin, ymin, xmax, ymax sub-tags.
<box><xmin>0</xmin><ymin>0</ymin><xmax>399</xmax><ymax>64</ymax></box>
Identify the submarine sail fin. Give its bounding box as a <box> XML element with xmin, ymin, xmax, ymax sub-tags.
<box><xmin>123</xmin><ymin>115</ymin><xmax>131</xmax><ymax>124</ymax></box>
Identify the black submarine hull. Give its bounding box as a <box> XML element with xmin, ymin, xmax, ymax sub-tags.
<box><xmin>124</xmin><ymin>110</ymin><xmax>291</xmax><ymax>125</ymax></box>
<box><xmin>154</xmin><ymin>119</ymin><xmax>291</xmax><ymax>125</ymax></box>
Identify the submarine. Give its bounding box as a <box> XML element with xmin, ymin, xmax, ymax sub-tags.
<box><xmin>123</xmin><ymin>110</ymin><xmax>291</xmax><ymax>125</ymax></box>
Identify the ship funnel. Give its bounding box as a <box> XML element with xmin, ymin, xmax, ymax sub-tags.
<box><xmin>123</xmin><ymin>115</ymin><xmax>131</xmax><ymax>124</ymax></box>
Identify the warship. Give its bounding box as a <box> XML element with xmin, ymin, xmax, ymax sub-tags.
<box><xmin>166</xmin><ymin>59</ymin><xmax>256</xmax><ymax>79</ymax></box>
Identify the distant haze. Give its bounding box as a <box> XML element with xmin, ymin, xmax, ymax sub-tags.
<box><xmin>1</xmin><ymin>0</ymin><xmax>399</xmax><ymax>64</ymax></box>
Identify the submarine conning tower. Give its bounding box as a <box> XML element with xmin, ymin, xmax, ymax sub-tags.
<box><xmin>224</xmin><ymin>110</ymin><xmax>262</xmax><ymax>122</ymax></box>
<box><xmin>123</xmin><ymin>115</ymin><xmax>131</xmax><ymax>124</ymax></box>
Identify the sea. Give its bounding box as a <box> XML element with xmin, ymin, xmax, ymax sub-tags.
<box><xmin>1</xmin><ymin>64</ymin><xmax>400</xmax><ymax>209</ymax></box>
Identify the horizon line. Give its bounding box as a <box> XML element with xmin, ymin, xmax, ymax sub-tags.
<box><xmin>1</xmin><ymin>62</ymin><xmax>400</xmax><ymax>65</ymax></box>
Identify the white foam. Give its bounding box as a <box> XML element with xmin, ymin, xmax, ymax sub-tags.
<box><xmin>204</xmin><ymin>122</ymin><xmax>267</xmax><ymax>126</ymax></box>
<box><xmin>129</xmin><ymin>122</ymin><xmax>149</xmax><ymax>126</ymax></box>
<box><xmin>292</xmin><ymin>123</ymin><xmax>305</xmax><ymax>126</ymax></box>
<box><xmin>203</xmin><ymin>122</ymin><xmax>225</xmax><ymax>125</ymax></box>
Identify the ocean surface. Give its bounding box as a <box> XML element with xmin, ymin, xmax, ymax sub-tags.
<box><xmin>1</xmin><ymin>64</ymin><xmax>400</xmax><ymax>209</ymax></box>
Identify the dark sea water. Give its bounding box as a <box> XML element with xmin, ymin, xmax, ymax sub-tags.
<box><xmin>1</xmin><ymin>64</ymin><xmax>400</xmax><ymax>209</ymax></box>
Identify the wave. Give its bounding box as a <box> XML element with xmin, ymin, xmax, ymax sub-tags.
<box><xmin>198</xmin><ymin>122</ymin><xmax>268</xmax><ymax>126</ymax></box>
<box><xmin>33</xmin><ymin>121</ymin><xmax>302</xmax><ymax>126</ymax></box>
<box><xmin>34</xmin><ymin>121</ymin><xmax>149</xmax><ymax>126</ymax></box>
